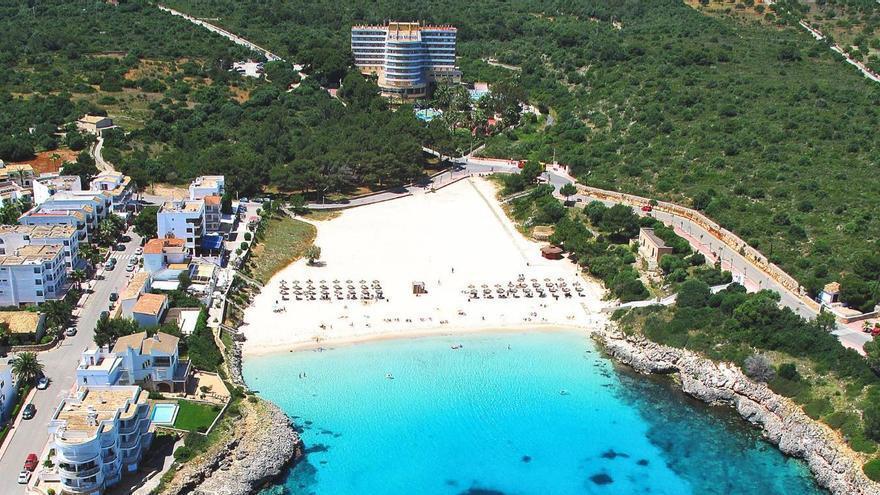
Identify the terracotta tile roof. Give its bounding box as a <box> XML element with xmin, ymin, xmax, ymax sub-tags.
<box><xmin>121</xmin><ymin>272</ymin><xmax>151</xmax><ymax>300</ymax></box>
<box><xmin>204</xmin><ymin>195</ymin><xmax>221</xmax><ymax>206</ymax></box>
<box><xmin>143</xmin><ymin>237</ymin><xmax>185</xmax><ymax>255</ymax></box>
<box><xmin>132</xmin><ymin>293</ymin><xmax>167</xmax><ymax>317</ymax></box>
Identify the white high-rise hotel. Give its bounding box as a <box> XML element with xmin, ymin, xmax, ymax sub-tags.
<box><xmin>351</xmin><ymin>21</ymin><xmax>461</xmax><ymax>99</ymax></box>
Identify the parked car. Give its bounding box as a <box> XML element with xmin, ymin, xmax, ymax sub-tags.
<box><xmin>110</xmin><ymin>257</ymin><xmax>118</xmax><ymax>265</ymax></box>
<box><xmin>17</xmin><ymin>470</ymin><xmax>31</xmax><ymax>484</ymax></box>
<box><xmin>64</xmin><ymin>327</ymin><xmax>77</xmax><ymax>337</ymax></box>
<box><xmin>109</xmin><ymin>292</ymin><xmax>119</xmax><ymax>302</ymax></box>
<box><xmin>36</xmin><ymin>376</ymin><xmax>48</xmax><ymax>390</ymax></box>
<box><xmin>21</xmin><ymin>403</ymin><xmax>36</xmax><ymax>420</ymax></box>
<box><xmin>126</xmin><ymin>264</ymin><xmax>135</xmax><ymax>272</ymax></box>
<box><xmin>100</xmin><ymin>311</ymin><xmax>110</xmax><ymax>320</ymax></box>
<box><xmin>104</xmin><ymin>261</ymin><xmax>114</xmax><ymax>270</ymax></box>
<box><xmin>641</xmin><ymin>205</ymin><xmax>653</xmax><ymax>212</ymax></box>
<box><xmin>873</xmin><ymin>327</ymin><xmax>880</xmax><ymax>337</ymax></box>
<box><xmin>135</xmin><ymin>247</ymin><xmax>143</xmax><ymax>255</ymax></box>
<box><xmin>23</xmin><ymin>453</ymin><xmax>38</xmax><ymax>472</ymax></box>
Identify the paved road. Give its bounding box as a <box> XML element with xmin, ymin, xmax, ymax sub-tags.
<box><xmin>532</xmin><ymin>166</ymin><xmax>872</xmax><ymax>352</ymax></box>
<box><xmin>157</xmin><ymin>4</ymin><xmax>281</xmax><ymax>62</ymax></box>
<box><xmin>93</xmin><ymin>135</ymin><xmax>113</xmax><ymax>173</ymax></box>
<box><xmin>0</xmin><ymin>230</ymin><xmax>142</xmax><ymax>493</ymax></box>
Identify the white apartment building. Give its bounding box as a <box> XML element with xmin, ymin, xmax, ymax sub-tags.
<box><xmin>89</xmin><ymin>171</ymin><xmax>132</xmax><ymax>214</ymax></box>
<box><xmin>76</xmin><ymin>332</ymin><xmax>189</xmax><ymax>393</ymax></box>
<box><xmin>188</xmin><ymin>175</ymin><xmax>225</xmax><ymax>200</ymax></box>
<box><xmin>0</xmin><ymin>244</ymin><xmax>68</xmax><ymax>306</ymax></box>
<box><xmin>19</xmin><ymin>209</ymin><xmax>89</xmax><ymax>243</ymax></box>
<box><xmin>0</xmin><ymin>224</ymin><xmax>82</xmax><ymax>270</ymax></box>
<box><xmin>0</xmin><ymin>180</ymin><xmax>32</xmax><ymax>206</ymax></box>
<box><xmin>47</xmin><ymin>385</ymin><xmax>151</xmax><ymax>494</ymax></box>
<box><xmin>33</xmin><ymin>175</ymin><xmax>82</xmax><ymax>205</ymax></box>
<box><xmin>142</xmin><ymin>238</ymin><xmax>188</xmax><ymax>275</ymax></box>
<box><xmin>43</xmin><ymin>192</ymin><xmax>112</xmax><ymax>231</ymax></box>
<box><xmin>157</xmin><ymin>200</ymin><xmax>205</xmax><ymax>254</ymax></box>
<box><xmin>0</xmin><ymin>364</ymin><xmax>17</xmax><ymax>423</ymax></box>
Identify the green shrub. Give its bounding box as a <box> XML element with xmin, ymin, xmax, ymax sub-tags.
<box><xmin>864</xmin><ymin>459</ymin><xmax>880</xmax><ymax>482</ymax></box>
<box><xmin>768</xmin><ymin>376</ymin><xmax>809</xmax><ymax>398</ymax></box>
<box><xmin>777</xmin><ymin>362</ymin><xmax>800</xmax><ymax>381</ymax></box>
<box><xmin>803</xmin><ymin>398</ymin><xmax>833</xmax><ymax>419</ymax></box>
<box><xmin>173</xmin><ymin>446</ymin><xmax>193</xmax><ymax>462</ymax></box>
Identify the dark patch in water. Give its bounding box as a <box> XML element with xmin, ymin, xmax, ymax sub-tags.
<box><xmin>589</xmin><ymin>473</ymin><xmax>614</xmax><ymax>485</ymax></box>
<box><xmin>459</xmin><ymin>489</ymin><xmax>506</xmax><ymax>495</ymax></box>
<box><xmin>304</xmin><ymin>444</ymin><xmax>329</xmax><ymax>454</ymax></box>
<box><xmin>637</xmin><ymin>459</ymin><xmax>650</xmax><ymax>466</ymax></box>
<box><xmin>319</xmin><ymin>429</ymin><xmax>334</xmax><ymax>435</ymax></box>
<box><xmin>521</xmin><ymin>455</ymin><xmax>532</xmax><ymax>463</ymax></box>
<box><xmin>303</xmin><ymin>420</ymin><xmax>313</xmax><ymax>425</ymax></box>
<box><xmin>445</xmin><ymin>479</ymin><xmax>459</xmax><ymax>486</ymax></box>
<box><xmin>319</xmin><ymin>460</ymin><xmax>327</xmax><ymax>464</ymax></box>
<box><xmin>601</xmin><ymin>449</ymin><xmax>630</xmax><ymax>459</ymax></box>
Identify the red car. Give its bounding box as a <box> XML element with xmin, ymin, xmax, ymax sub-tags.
<box><xmin>641</xmin><ymin>205</ymin><xmax>653</xmax><ymax>212</ymax></box>
<box><xmin>23</xmin><ymin>453</ymin><xmax>37</xmax><ymax>472</ymax></box>
<box><xmin>872</xmin><ymin>327</ymin><xmax>880</xmax><ymax>337</ymax></box>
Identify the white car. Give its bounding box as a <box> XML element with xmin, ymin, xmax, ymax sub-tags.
<box><xmin>126</xmin><ymin>264</ymin><xmax>135</xmax><ymax>272</ymax></box>
<box><xmin>64</xmin><ymin>327</ymin><xmax>77</xmax><ymax>337</ymax></box>
<box><xmin>135</xmin><ymin>247</ymin><xmax>143</xmax><ymax>255</ymax></box>
<box><xmin>17</xmin><ymin>470</ymin><xmax>30</xmax><ymax>484</ymax></box>
<box><xmin>36</xmin><ymin>377</ymin><xmax>48</xmax><ymax>390</ymax></box>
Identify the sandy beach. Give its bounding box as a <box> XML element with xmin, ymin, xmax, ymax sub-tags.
<box><xmin>241</xmin><ymin>178</ymin><xmax>610</xmax><ymax>355</ymax></box>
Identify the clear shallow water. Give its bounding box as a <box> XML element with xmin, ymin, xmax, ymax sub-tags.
<box><xmin>244</xmin><ymin>330</ymin><xmax>825</xmax><ymax>495</ymax></box>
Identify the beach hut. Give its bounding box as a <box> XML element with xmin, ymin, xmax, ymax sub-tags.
<box><xmin>541</xmin><ymin>245</ymin><xmax>564</xmax><ymax>260</ymax></box>
<box><xmin>412</xmin><ymin>281</ymin><xmax>427</xmax><ymax>295</ymax></box>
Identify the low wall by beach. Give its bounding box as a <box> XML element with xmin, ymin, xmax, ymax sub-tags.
<box><xmin>576</xmin><ymin>184</ymin><xmax>821</xmax><ymax>314</ymax></box>
<box><xmin>594</xmin><ymin>327</ymin><xmax>880</xmax><ymax>495</ymax></box>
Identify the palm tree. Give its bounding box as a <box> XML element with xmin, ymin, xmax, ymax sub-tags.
<box><xmin>79</xmin><ymin>244</ymin><xmax>102</xmax><ymax>268</ymax></box>
<box><xmin>12</xmin><ymin>352</ymin><xmax>44</xmax><ymax>386</ymax></box>
<box><xmin>305</xmin><ymin>245</ymin><xmax>321</xmax><ymax>266</ymax></box>
<box><xmin>70</xmin><ymin>269</ymin><xmax>87</xmax><ymax>291</ymax></box>
<box><xmin>41</xmin><ymin>300</ymin><xmax>71</xmax><ymax>331</ymax></box>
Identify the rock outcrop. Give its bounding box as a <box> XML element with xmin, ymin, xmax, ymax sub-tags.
<box><xmin>161</xmin><ymin>399</ymin><xmax>303</xmax><ymax>495</ymax></box>
<box><xmin>595</xmin><ymin>327</ymin><xmax>880</xmax><ymax>495</ymax></box>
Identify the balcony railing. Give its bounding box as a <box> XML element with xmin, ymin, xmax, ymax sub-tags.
<box><xmin>59</xmin><ymin>464</ymin><xmax>101</xmax><ymax>478</ymax></box>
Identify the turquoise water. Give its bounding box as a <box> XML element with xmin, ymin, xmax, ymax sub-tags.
<box><xmin>244</xmin><ymin>330</ymin><xmax>825</xmax><ymax>495</ymax></box>
<box><xmin>150</xmin><ymin>403</ymin><xmax>178</xmax><ymax>424</ymax></box>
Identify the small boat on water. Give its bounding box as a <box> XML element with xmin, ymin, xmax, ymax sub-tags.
<box><xmin>559</xmin><ymin>389</ymin><xmax>570</xmax><ymax>396</ymax></box>
<box><xmin>385</xmin><ymin>373</ymin><xmax>394</xmax><ymax>380</ymax></box>
<box><xmin>451</xmin><ymin>344</ymin><xmax>463</xmax><ymax>350</ymax></box>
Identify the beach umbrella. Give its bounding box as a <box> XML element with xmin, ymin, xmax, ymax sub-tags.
<box><xmin>360</xmin><ymin>279</ymin><xmax>366</xmax><ymax>284</ymax></box>
<box><xmin>333</xmin><ymin>279</ymin><xmax>340</xmax><ymax>283</ymax></box>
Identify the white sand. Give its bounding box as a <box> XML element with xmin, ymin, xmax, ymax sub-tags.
<box><xmin>241</xmin><ymin>178</ymin><xmax>610</xmax><ymax>355</ymax></box>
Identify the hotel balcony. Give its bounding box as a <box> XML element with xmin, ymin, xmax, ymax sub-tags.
<box><xmin>61</xmin><ymin>478</ymin><xmax>102</xmax><ymax>494</ymax></box>
<box><xmin>59</xmin><ymin>463</ymin><xmax>101</xmax><ymax>478</ymax></box>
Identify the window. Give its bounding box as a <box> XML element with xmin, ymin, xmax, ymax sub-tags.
<box><xmin>36</xmin><ymin>290</ymin><xmax>43</xmax><ymax>297</ymax></box>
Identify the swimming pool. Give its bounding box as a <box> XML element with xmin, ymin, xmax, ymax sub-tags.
<box><xmin>150</xmin><ymin>403</ymin><xmax>179</xmax><ymax>425</ymax></box>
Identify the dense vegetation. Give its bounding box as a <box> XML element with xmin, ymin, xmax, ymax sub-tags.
<box><xmin>0</xmin><ymin>0</ymin><xmax>252</xmax><ymax>159</ymax></box>
<box><xmin>617</xmin><ymin>283</ymin><xmax>880</xmax><ymax>458</ymax></box>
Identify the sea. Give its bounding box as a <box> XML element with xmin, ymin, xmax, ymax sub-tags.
<box><xmin>243</xmin><ymin>330</ymin><xmax>826</xmax><ymax>495</ymax></box>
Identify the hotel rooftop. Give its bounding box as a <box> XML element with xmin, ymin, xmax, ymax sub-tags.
<box><xmin>51</xmin><ymin>386</ymin><xmax>147</xmax><ymax>443</ymax></box>
<box><xmin>0</xmin><ymin>224</ymin><xmax>78</xmax><ymax>238</ymax></box>
<box><xmin>161</xmin><ymin>200</ymin><xmax>204</xmax><ymax>213</ymax></box>
<box><xmin>0</xmin><ymin>244</ymin><xmax>63</xmax><ymax>266</ymax></box>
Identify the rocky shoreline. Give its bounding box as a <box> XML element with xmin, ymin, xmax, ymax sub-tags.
<box><xmin>594</xmin><ymin>326</ymin><xmax>880</xmax><ymax>495</ymax></box>
<box><xmin>160</xmin><ymin>399</ymin><xmax>303</xmax><ymax>495</ymax></box>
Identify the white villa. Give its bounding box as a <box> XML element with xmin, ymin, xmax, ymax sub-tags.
<box><xmin>47</xmin><ymin>385</ymin><xmax>151</xmax><ymax>494</ymax></box>
<box><xmin>89</xmin><ymin>171</ymin><xmax>133</xmax><ymax>214</ymax></box>
<box><xmin>76</xmin><ymin>332</ymin><xmax>190</xmax><ymax>393</ymax></box>
<box><xmin>188</xmin><ymin>175</ymin><xmax>225</xmax><ymax>200</ymax></box>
